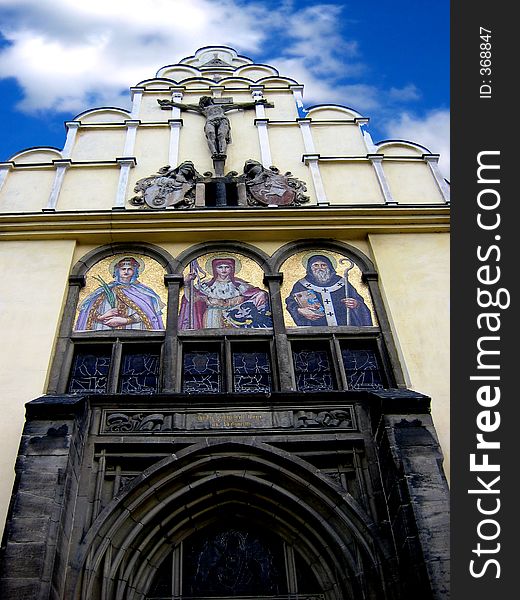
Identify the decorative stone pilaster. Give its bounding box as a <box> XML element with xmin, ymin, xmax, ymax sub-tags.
<box><xmin>298</xmin><ymin>118</ymin><xmax>328</xmax><ymax>206</ymax></box>
<box><xmin>368</xmin><ymin>154</ymin><xmax>398</xmax><ymax>206</ymax></box>
<box><xmin>0</xmin><ymin>162</ymin><xmax>14</xmax><ymax>193</ymax></box>
<box><xmin>251</xmin><ymin>86</ymin><xmax>272</xmax><ymax>167</ymax></box>
<box><xmin>263</xmin><ymin>273</ymin><xmax>294</xmax><ymax>392</ymax></box>
<box><xmin>290</xmin><ymin>84</ymin><xmax>307</xmax><ymax>118</ymax></box>
<box><xmin>168</xmin><ymin>91</ymin><xmax>184</xmax><ymax>167</ymax></box>
<box><xmin>373</xmin><ymin>389</ymin><xmax>450</xmax><ymax>600</ymax></box>
<box><xmin>61</xmin><ymin>121</ymin><xmax>80</xmax><ymax>159</ymax></box>
<box><xmin>297</xmin><ymin>118</ymin><xmax>316</xmax><ymax>153</ymax></box>
<box><xmin>113</xmin><ymin>157</ymin><xmax>137</xmax><ymax>210</ymax></box>
<box><xmin>43</xmin><ymin>159</ymin><xmax>72</xmax><ymax>212</ymax></box>
<box><xmin>130</xmin><ymin>88</ymin><xmax>143</xmax><ymax>119</ymax></box>
<box><xmin>357</xmin><ymin>118</ymin><xmax>377</xmax><ymax>153</ymax></box>
<box><xmin>424</xmin><ymin>154</ymin><xmax>450</xmax><ymax>204</ymax></box>
<box><xmin>211</xmin><ymin>86</ymin><xmax>225</xmax><ymax>99</ymax></box>
<box><xmin>302</xmin><ymin>153</ymin><xmax>328</xmax><ymax>206</ymax></box>
<box><xmin>162</xmin><ymin>274</ymin><xmax>184</xmax><ymax>393</ymax></box>
<box><xmin>47</xmin><ymin>275</ymin><xmax>85</xmax><ymax>394</ymax></box>
<box><xmin>122</xmin><ymin>120</ymin><xmax>140</xmax><ymax>156</ymax></box>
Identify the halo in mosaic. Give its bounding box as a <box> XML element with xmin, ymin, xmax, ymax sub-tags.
<box><xmin>281</xmin><ymin>250</ymin><xmax>377</xmax><ymax>328</ymax></box>
<box><xmin>179</xmin><ymin>253</ymin><xmax>272</xmax><ymax>330</ymax></box>
<box><xmin>74</xmin><ymin>254</ymin><xmax>167</xmax><ymax>332</ymax></box>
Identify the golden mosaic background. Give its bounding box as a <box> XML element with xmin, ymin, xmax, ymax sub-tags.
<box><xmin>75</xmin><ymin>253</ymin><xmax>168</xmax><ymax>326</ymax></box>
<box><xmin>280</xmin><ymin>250</ymin><xmax>377</xmax><ymax>327</ymax></box>
<box><xmin>179</xmin><ymin>252</ymin><xmax>268</xmax><ymax>299</ymax></box>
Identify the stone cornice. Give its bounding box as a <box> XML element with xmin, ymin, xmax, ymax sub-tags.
<box><xmin>0</xmin><ymin>206</ymin><xmax>450</xmax><ymax>242</ymax></box>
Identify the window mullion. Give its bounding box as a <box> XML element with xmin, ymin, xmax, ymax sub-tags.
<box><xmin>332</xmin><ymin>335</ymin><xmax>348</xmax><ymax>390</ymax></box>
<box><xmin>109</xmin><ymin>339</ymin><xmax>123</xmax><ymax>393</ymax></box>
<box><xmin>224</xmin><ymin>337</ymin><xmax>232</xmax><ymax>393</ymax></box>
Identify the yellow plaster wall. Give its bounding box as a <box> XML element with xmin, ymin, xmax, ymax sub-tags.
<box><xmin>0</xmin><ymin>168</ymin><xmax>55</xmax><ymax>212</ymax></box>
<box><xmin>59</xmin><ymin>166</ymin><xmax>120</xmax><ymax>210</ymax></box>
<box><xmin>70</xmin><ymin>128</ymin><xmax>126</xmax><ymax>162</ymax></box>
<box><xmin>0</xmin><ymin>240</ymin><xmax>76</xmax><ymax>537</ymax></box>
<box><xmin>307</xmin><ymin>107</ymin><xmax>360</xmax><ymax>120</ymax></box>
<box><xmin>178</xmin><ymin>111</ymin><xmax>214</xmax><ymax>174</ymax></box>
<box><xmin>235</xmin><ymin>66</ymin><xmax>277</xmax><ymax>80</ymax></box>
<box><xmin>268</xmin><ymin>126</ymin><xmax>316</xmax><ymax>203</ymax></box>
<box><xmin>132</xmin><ymin>127</ymin><xmax>170</xmax><ymax>183</ymax></box>
<box><xmin>378</xmin><ymin>144</ymin><xmax>424</xmax><ymax>157</ymax></box>
<box><xmin>12</xmin><ymin>149</ymin><xmax>61</xmax><ymax>164</ymax></box>
<box><xmin>368</xmin><ymin>233</ymin><xmax>450</xmax><ymax>478</ymax></box>
<box><xmin>80</xmin><ymin>110</ymin><xmax>129</xmax><ymax>124</ymax></box>
<box><xmin>140</xmin><ymin>92</ymin><xmax>174</xmax><ymax>121</ymax></box>
<box><xmin>320</xmin><ymin>161</ymin><xmax>384</xmax><ymax>205</ymax></box>
<box><xmin>312</xmin><ymin>123</ymin><xmax>368</xmax><ymax>156</ymax></box>
<box><xmin>384</xmin><ymin>161</ymin><xmax>444</xmax><ymax>204</ymax></box>
<box><xmin>225</xmin><ymin>112</ymin><xmax>262</xmax><ymax>173</ymax></box>
<box><xmin>264</xmin><ymin>91</ymin><xmax>298</xmax><ymax>121</ymax></box>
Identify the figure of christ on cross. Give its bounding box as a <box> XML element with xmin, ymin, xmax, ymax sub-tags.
<box><xmin>158</xmin><ymin>95</ymin><xmax>273</xmax><ymax>158</ymax></box>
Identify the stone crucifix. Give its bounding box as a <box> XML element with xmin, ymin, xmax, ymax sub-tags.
<box><xmin>158</xmin><ymin>95</ymin><xmax>273</xmax><ymax>159</ymax></box>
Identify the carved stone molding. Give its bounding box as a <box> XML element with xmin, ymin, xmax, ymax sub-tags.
<box><xmin>101</xmin><ymin>406</ymin><xmax>355</xmax><ymax>434</ymax></box>
<box><xmin>242</xmin><ymin>159</ymin><xmax>310</xmax><ymax>206</ymax></box>
<box><xmin>130</xmin><ymin>161</ymin><xmax>202</xmax><ymax>209</ymax></box>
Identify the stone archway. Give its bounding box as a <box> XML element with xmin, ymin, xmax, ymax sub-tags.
<box><xmin>68</xmin><ymin>440</ymin><xmax>397</xmax><ymax>600</ymax></box>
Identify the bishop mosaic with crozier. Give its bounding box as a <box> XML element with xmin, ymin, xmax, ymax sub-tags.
<box><xmin>158</xmin><ymin>95</ymin><xmax>273</xmax><ymax>158</ymax></box>
<box><xmin>284</xmin><ymin>252</ymin><xmax>374</xmax><ymax>327</ymax></box>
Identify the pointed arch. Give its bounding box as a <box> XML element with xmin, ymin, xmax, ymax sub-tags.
<box><xmin>269</xmin><ymin>238</ymin><xmax>377</xmax><ymax>276</ymax></box>
<box><xmin>175</xmin><ymin>240</ymin><xmax>273</xmax><ymax>276</ymax></box>
<box><xmin>68</xmin><ymin>439</ymin><xmax>397</xmax><ymax>600</ymax></box>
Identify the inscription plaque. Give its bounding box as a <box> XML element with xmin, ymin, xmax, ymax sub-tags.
<box><xmin>187</xmin><ymin>411</ymin><xmax>273</xmax><ymax>430</ymax></box>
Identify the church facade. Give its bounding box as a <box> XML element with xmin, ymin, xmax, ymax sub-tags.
<box><xmin>0</xmin><ymin>47</ymin><xmax>450</xmax><ymax>599</ymax></box>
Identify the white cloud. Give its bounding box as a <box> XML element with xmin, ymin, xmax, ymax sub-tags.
<box><xmin>0</xmin><ymin>0</ymin><xmax>267</xmax><ymax>112</ymax></box>
<box><xmin>388</xmin><ymin>84</ymin><xmax>421</xmax><ymax>102</ymax></box>
<box><xmin>384</xmin><ymin>109</ymin><xmax>450</xmax><ymax>180</ymax></box>
<box><xmin>0</xmin><ymin>0</ymin><xmax>448</xmax><ymax>174</ymax></box>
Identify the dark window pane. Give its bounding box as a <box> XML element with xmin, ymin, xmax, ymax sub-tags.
<box><xmin>183</xmin><ymin>350</ymin><xmax>221</xmax><ymax>393</ymax></box>
<box><xmin>119</xmin><ymin>349</ymin><xmax>160</xmax><ymax>394</ymax></box>
<box><xmin>342</xmin><ymin>348</ymin><xmax>385</xmax><ymax>390</ymax></box>
<box><xmin>68</xmin><ymin>348</ymin><xmax>111</xmax><ymax>394</ymax></box>
<box><xmin>183</xmin><ymin>525</ymin><xmax>287</xmax><ymax>596</ymax></box>
<box><xmin>293</xmin><ymin>347</ymin><xmax>336</xmax><ymax>392</ymax></box>
<box><xmin>233</xmin><ymin>350</ymin><xmax>272</xmax><ymax>393</ymax></box>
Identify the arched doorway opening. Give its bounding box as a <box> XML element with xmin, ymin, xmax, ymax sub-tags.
<box><xmin>148</xmin><ymin>518</ymin><xmax>323</xmax><ymax>599</ymax></box>
<box><xmin>71</xmin><ymin>440</ymin><xmax>395</xmax><ymax>600</ymax></box>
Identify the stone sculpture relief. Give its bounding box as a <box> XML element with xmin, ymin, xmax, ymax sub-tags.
<box><xmin>130</xmin><ymin>161</ymin><xmax>201</xmax><ymax>209</ymax></box>
<box><xmin>242</xmin><ymin>159</ymin><xmax>309</xmax><ymax>206</ymax></box>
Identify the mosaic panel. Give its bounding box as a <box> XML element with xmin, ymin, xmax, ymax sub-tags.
<box><xmin>281</xmin><ymin>250</ymin><xmax>377</xmax><ymax>328</ymax></box>
<box><xmin>75</xmin><ymin>254</ymin><xmax>167</xmax><ymax>331</ymax></box>
<box><xmin>178</xmin><ymin>253</ymin><xmax>272</xmax><ymax>330</ymax></box>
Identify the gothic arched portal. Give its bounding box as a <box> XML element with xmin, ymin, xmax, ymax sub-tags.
<box><xmin>69</xmin><ymin>440</ymin><xmax>398</xmax><ymax>600</ymax></box>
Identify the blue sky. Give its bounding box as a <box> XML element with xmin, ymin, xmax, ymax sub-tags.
<box><xmin>0</xmin><ymin>0</ymin><xmax>449</xmax><ymax>177</ymax></box>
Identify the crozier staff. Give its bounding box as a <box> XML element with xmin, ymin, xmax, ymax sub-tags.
<box><xmin>285</xmin><ymin>254</ymin><xmax>373</xmax><ymax>327</ymax></box>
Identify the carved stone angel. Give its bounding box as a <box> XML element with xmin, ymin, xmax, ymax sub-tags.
<box><xmin>242</xmin><ymin>159</ymin><xmax>310</xmax><ymax>207</ymax></box>
<box><xmin>130</xmin><ymin>161</ymin><xmax>202</xmax><ymax>209</ymax></box>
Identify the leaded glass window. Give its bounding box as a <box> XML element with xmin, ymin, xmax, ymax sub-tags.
<box><xmin>119</xmin><ymin>347</ymin><xmax>161</xmax><ymax>394</ymax></box>
<box><xmin>183</xmin><ymin>526</ymin><xmax>287</xmax><ymax>597</ymax></box>
<box><xmin>341</xmin><ymin>348</ymin><xmax>385</xmax><ymax>390</ymax></box>
<box><xmin>232</xmin><ymin>349</ymin><xmax>272</xmax><ymax>393</ymax></box>
<box><xmin>292</xmin><ymin>344</ymin><xmax>336</xmax><ymax>392</ymax></box>
<box><xmin>183</xmin><ymin>349</ymin><xmax>221</xmax><ymax>393</ymax></box>
<box><xmin>68</xmin><ymin>347</ymin><xmax>111</xmax><ymax>394</ymax></box>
